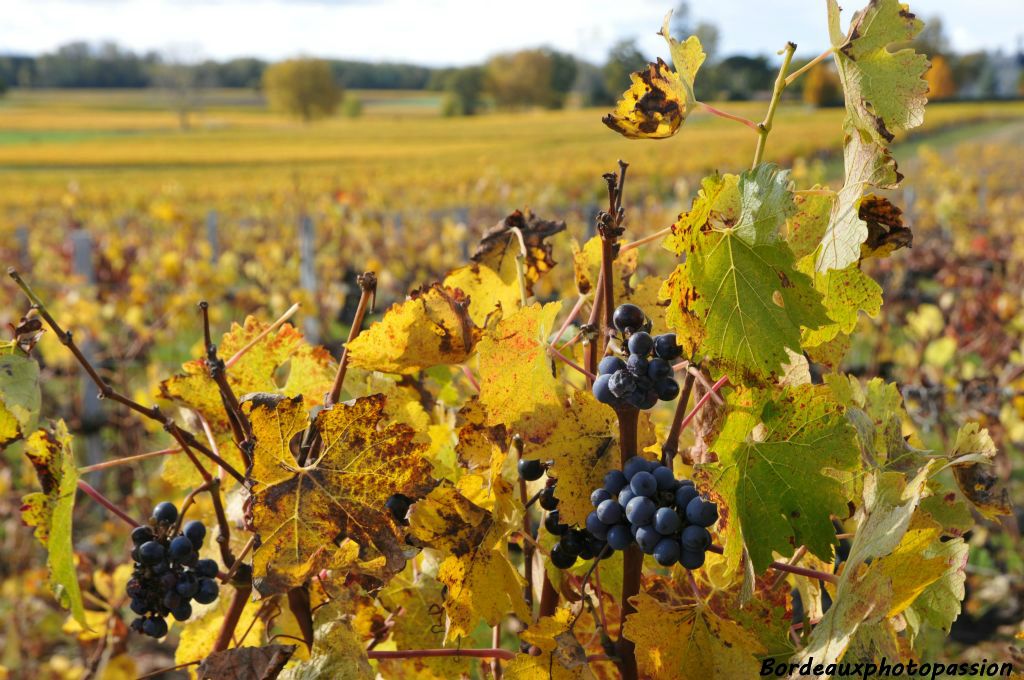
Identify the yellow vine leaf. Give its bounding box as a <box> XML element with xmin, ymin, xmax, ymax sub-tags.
<box><xmin>476</xmin><ymin>301</ymin><xmax>563</xmax><ymax>431</ymax></box>
<box><xmin>624</xmin><ymin>591</ymin><xmax>766</xmax><ymax>679</ymax></box>
<box><xmin>408</xmin><ymin>484</ymin><xmax>528</xmax><ymax>642</ymax></box>
<box><xmin>347</xmin><ymin>283</ymin><xmax>480</xmax><ymax>374</ymax></box>
<box><xmin>504</xmin><ymin>607</ymin><xmax>595</xmax><ymax>679</ymax></box>
<box><xmin>246</xmin><ymin>394</ymin><xmax>435</xmax><ymax>595</ymax></box>
<box><xmin>571</xmin><ymin>236</ymin><xmax>638</xmax><ymax>300</ymax></box>
<box><xmin>21</xmin><ymin>420</ymin><xmax>86</xmax><ymax>626</ymax></box>
<box><xmin>159</xmin><ymin>316</ymin><xmax>335</xmax><ymax>486</ymax></box>
<box><xmin>278</xmin><ymin>605</ymin><xmax>375</xmax><ymax>680</ymax></box>
<box><xmin>603</xmin><ymin>13</ymin><xmax>705</xmax><ymax>139</ymax></box>
<box><xmin>948</xmin><ymin>423</ymin><xmax>1011</xmax><ymax>519</ymax></box>
<box><xmin>443</xmin><ymin>262</ymin><xmax>521</xmax><ymax>327</ymax></box>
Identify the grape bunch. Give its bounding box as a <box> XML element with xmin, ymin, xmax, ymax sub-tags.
<box><xmin>125</xmin><ymin>501</ymin><xmax>220</xmax><ymax>638</ymax></box>
<box><xmin>586</xmin><ymin>456</ymin><xmax>717</xmax><ymax>568</ymax></box>
<box><xmin>520</xmin><ymin>457</ymin><xmax>608</xmax><ymax>570</ymax></box>
<box><xmin>592</xmin><ymin>303</ymin><xmax>684</xmax><ymax>410</ymax></box>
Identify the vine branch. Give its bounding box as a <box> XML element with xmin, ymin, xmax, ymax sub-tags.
<box><xmin>752</xmin><ymin>42</ymin><xmax>797</xmax><ymax>169</ymax></box>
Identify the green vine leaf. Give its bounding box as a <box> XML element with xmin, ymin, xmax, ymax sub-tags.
<box><xmin>707</xmin><ymin>384</ymin><xmax>860</xmax><ymax>574</ymax></box>
<box><xmin>0</xmin><ymin>340</ymin><xmax>41</xmax><ymax>450</ymax></box>
<box><xmin>21</xmin><ymin>420</ymin><xmax>86</xmax><ymax>626</ymax></box>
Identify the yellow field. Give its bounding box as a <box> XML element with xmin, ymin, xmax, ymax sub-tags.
<box><xmin>2</xmin><ymin>90</ymin><xmax>1022</xmax><ymax>214</ymax></box>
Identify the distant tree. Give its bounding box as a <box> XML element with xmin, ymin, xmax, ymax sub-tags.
<box><xmin>485</xmin><ymin>49</ymin><xmax>577</xmax><ymax>109</ymax></box>
<box><xmin>574</xmin><ymin>61</ymin><xmax>612</xmax><ymax>107</ymax></box>
<box><xmin>602</xmin><ymin>40</ymin><xmax>647</xmax><ymax>101</ymax></box>
<box><xmin>926</xmin><ymin>55</ymin><xmax>957</xmax><ymax>100</ymax></box>
<box><xmin>262</xmin><ymin>58</ymin><xmax>342</xmax><ymax>122</ymax></box>
<box><xmin>670</xmin><ymin>1</ymin><xmax>720</xmax><ymax>61</ymax></box>
<box><xmin>911</xmin><ymin>16</ymin><xmax>951</xmax><ymax>58</ymax></box>
<box><xmin>700</xmin><ymin>55</ymin><xmax>774</xmax><ymax>101</ymax></box>
<box><xmin>151</xmin><ymin>46</ymin><xmax>204</xmax><ymax>131</ymax></box>
<box><xmin>0</xmin><ymin>76</ymin><xmax>6</xmax><ymax>97</ymax></box>
<box><xmin>434</xmin><ymin>66</ymin><xmax>484</xmax><ymax>116</ymax></box>
<box><xmin>802</xmin><ymin>64</ymin><xmax>843</xmax><ymax>107</ymax></box>
<box><xmin>951</xmin><ymin>52</ymin><xmax>989</xmax><ymax>93</ymax></box>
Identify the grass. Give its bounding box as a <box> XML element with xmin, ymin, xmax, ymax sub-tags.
<box><xmin>0</xmin><ymin>89</ymin><xmax>1022</xmax><ymax>214</ymax></box>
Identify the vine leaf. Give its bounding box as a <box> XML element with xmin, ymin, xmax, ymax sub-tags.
<box><xmin>623</xmin><ymin>591</ymin><xmax>766</xmax><ymax>679</ymax></box>
<box><xmin>347</xmin><ymin>283</ymin><xmax>480</xmax><ymax>374</ymax></box>
<box><xmin>665</xmin><ymin>166</ymin><xmax>829</xmax><ymax>380</ymax></box>
<box><xmin>798</xmin><ymin>464</ymin><xmax>967</xmax><ymax>667</ymax></box>
<box><xmin>0</xmin><ymin>340</ymin><xmax>40</xmax><ymax>449</ymax></box>
<box><xmin>408</xmin><ymin>484</ymin><xmax>529</xmax><ymax>642</ymax></box>
<box><xmin>817</xmin><ymin>0</ymin><xmax>928</xmax><ymax>272</ymax></box>
<box><xmin>197</xmin><ymin>644</ymin><xmax>295</xmax><ymax>680</ymax></box>
<box><xmin>797</xmin><ymin>257</ymin><xmax>882</xmax><ymax>349</ymax></box>
<box><xmin>859</xmin><ymin>194</ymin><xmax>913</xmax><ymax>258</ymax></box>
<box><xmin>505</xmin><ymin>608</ymin><xmax>595</xmax><ymax>679</ymax></box>
<box><xmin>825</xmin><ymin>375</ymin><xmax>923</xmax><ymax>471</ymax></box>
<box><xmin>246</xmin><ymin>394</ymin><xmax>435</xmax><ymax>595</ymax></box>
<box><xmin>472</xmin><ymin>209</ymin><xmax>566</xmax><ymax>295</ymax></box>
<box><xmin>279</xmin><ymin>616</ymin><xmax>374</xmax><ymax>680</ymax></box>
<box><xmin>707</xmin><ymin>385</ymin><xmax>860</xmax><ymax>574</ymax></box>
<box><xmin>572</xmin><ymin>235</ymin><xmax>638</xmax><ymax>300</ymax></box>
<box><xmin>603</xmin><ymin>13</ymin><xmax>705</xmax><ymax>139</ymax></box>
<box><xmin>948</xmin><ymin>423</ymin><xmax>1011</xmax><ymax>519</ymax></box>
<box><xmin>20</xmin><ymin>420</ymin><xmax>86</xmax><ymax>626</ymax></box>
<box><xmin>443</xmin><ymin>262</ymin><xmax>521</xmax><ymax>327</ymax></box>
<box><xmin>476</xmin><ymin>301</ymin><xmax>564</xmax><ymax>431</ymax></box>
<box><xmin>160</xmin><ymin>316</ymin><xmax>335</xmax><ymax>486</ymax></box>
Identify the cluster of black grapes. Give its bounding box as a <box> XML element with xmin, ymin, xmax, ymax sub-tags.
<box><xmin>586</xmin><ymin>456</ymin><xmax>717</xmax><ymax>568</ymax></box>
<box><xmin>519</xmin><ymin>457</ymin><xmax>609</xmax><ymax>569</ymax></box>
<box><xmin>592</xmin><ymin>304</ymin><xmax>683</xmax><ymax>410</ymax></box>
<box><xmin>126</xmin><ymin>501</ymin><xmax>220</xmax><ymax>638</ymax></box>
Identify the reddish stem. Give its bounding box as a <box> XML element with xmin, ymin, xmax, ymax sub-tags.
<box><xmin>76</xmin><ymin>480</ymin><xmax>140</xmax><ymax>528</ymax></box>
<box><xmin>704</xmin><ymin>544</ymin><xmax>838</xmax><ymax>584</ymax></box>
<box><xmin>615</xmin><ymin>406</ymin><xmax>641</xmax><ymax>680</ymax></box>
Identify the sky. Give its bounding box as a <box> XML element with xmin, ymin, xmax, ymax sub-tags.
<box><xmin>5</xmin><ymin>0</ymin><xmax>1023</xmax><ymax>64</ymax></box>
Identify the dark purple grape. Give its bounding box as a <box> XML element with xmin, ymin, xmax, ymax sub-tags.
<box><xmin>596</xmin><ymin>499</ymin><xmax>623</xmax><ymax>524</ymax></box>
<box><xmin>386</xmin><ymin>494</ymin><xmax>412</xmax><ymax>523</ymax></box>
<box><xmin>151</xmin><ymin>559</ymin><xmax>169</xmax><ymax>575</ymax></box>
<box><xmin>603</xmin><ymin>470</ymin><xmax>628</xmax><ymax>495</ymax></box>
<box><xmin>654</xmin><ymin>333</ymin><xmax>682</xmax><ymax>360</ymax></box>
<box><xmin>653</xmin><ymin>538</ymin><xmax>681</xmax><ymax>566</ymax></box>
<box><xmin>589</xmin><ymin>538</ymin><xmax>610</xmax><ymax>559</ymax></box>
<box><xmin>130</xmin><ymin>597</ymin><xmax>149</xmax><ymax>615</ymax></box>
<box><xmin>550</xmin><ymin>542</ymin><xmax>578</xmax><ymax>569</ymax></box>
<box><xmin>183</xmin><ymin>520</ymin><xmax>206</xmax><ymax>548</ymax></box>
<box><xmin>152</xmin><ymin>502</ymin><xmax>178</xmax><ymax>524</ymax></box>
<box><xmin>612</xmin><ymin>304</ymin><xmax>645</xmax><ymax>333</ymax></box>
<box><xmin>143</xmin><ymin>616</ymin><xmax>168</xmax><ymax>638</ymax></box>
<box><xmin>138</xmin><ymin>541</ymin><xmax>165</xmax><ymax>565</ymax></box>
<box><xmin>685</xmin><ymin>497</ymin><xmax>719</xmax><ymax>528</ymax></box>
<box><xmin>561</xmin><ymin>530</ymin><xmax>585</xmax><ymax>556</ymax></box>
<box><xmin>629</xmin><ymin>471</ymin><xmax>657</xmax><ymax>497</ymax></box>
<box><xmin>585</xmin><ymin>512</ymin><xmax>609</xmax><ymax>540</ymax></box>
<box><xmin>169</xmin><ymin>536</ymin><xmax>194</xmax><ymax>562</ymax></box>
<box><xmin>626</xmin><ymin>354</ymin><xmax>648</xmax><ymax>377</ymax></box>
<box><xmin>627</xmin><ymin>332</ymin><xmax>654</xmax><ymax>357</ymax></box>
<box><xmin>656</xmin><ymin>378</ymin><xmax>680</xmax><ymax>401</ymax></box>
<box><xmin>176</xmin><ymin>574</ymin><xmax>199</xmax><ymax>598</ymax></box>
<box><xmin>590</xmin><ymin>488</ymin><xmax>612</xmax><ymax>506</ymax></box>
<box><xmin>653</xmin><ymin>507</ymin><xmax>682</xmax><ymax>535</ymax></box>
<box><xmin>647</xmin><ymin>358</ymin><xmax>672</xmax><ymax>380</ymax></box>
<box><xmin>131</xmin><ymin>526</ymin><xmax>154</xmax><ymax>546</ymax></box>
<box><xmin>608</xmin><ymin>370</ymin><xmax>636</xmax><ymax>398</ymax></box>
<box><xmin>160</xmin><ymin>571</ymin><xmax>179</xmax><ymax>591</ymax></box>
<box><xmin>544</xmin><ymin>511</ymin><xmax>569</xmax><ymax>536</ymax></box>
<box><xmin>652</xmin><ymin>466</ymin><xmax>677</xmax><ymax>491</ymax></box>
<box><xmin>625</xmin><ymin>496</ymin><xmax>656</xmax><ymax>526</ymax></box>
<box><xmin>638</xmin><ymin>390</ymin><xmax>659</xmax><ymax>410</ymax></box>
<box><xmin>592</xmin><ymin>374</ymin><xmax>615</xmax><ymax>404</ymax></box>
<box><xmin>195</xmin><ymin>559</ymin><xmax>219</xmax><ymax>579</ymax></box>
<box><xmin>622</xmin><ymin>456</ymin><xmax>649</xmax><ymax>481</ymax></box>
<box><xmin>539</xmin><ymin>486</ymin><xmax>559</xmax><ymax>511</ymax></box>
<box><xmin>682</xmin><ymin>525</ymin><xmax>712</xmax><ymax>552</ymax></box>
<box><xmin>606</xmin><ymin>524</ymin><xmax>632</xmax><ymax>551</ymax></box>
<box><xmin>598</xmin><ymin>355</ymin><xmax>626</xmax><ymax>375</ymax></box>
<box><xmin>675</xmin><ymin>485</ymin><xmax>699</xmax><ymax>510</ymax></box>
<box><xmin>680</xmin><ymin>550</ymin><xmax>706</xmax><ymax>569</ymax></box>
<box><xmin>171</xmin><ymin>601</ymin><xmax>193</xmax><ymax>622</ymax></box>
<box><xmin>518</xmin><ymin>458</ymin><xmax>545</xmax><ymax>481</ymax></box>
<box><xmin>635</xmin><ymin>525</ymin><xmax>660</xmax><ymax>554</ymax></box>
<box><xmin>194</xmin><ymin>578</ymin><xmax>219</xmax><ymax>605</ymax></box>
<box><xmin>130</xmin><ymin>617</ymin><xmax>145</xmax><ymax>633</ymax></box>
<box><xmin>618</xmin><ymin>487</ymin><xmax>636</xmax><ymax>508</ymax></box>
<box><xmin>163</xmin><ymin>591</ymin><xmax>182</xmax><ymax>611</ymax></box>
<box><xmin>126</xmin><ymin>578</ymin><xmax>143</xmax><ymax>599</ymax></box>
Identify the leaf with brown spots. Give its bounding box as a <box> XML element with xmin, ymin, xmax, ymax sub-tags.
<box><xmin>197</xmin><ymin>644</ymin><xmax>295</xmax><ymax>680</ymax></box>
<box><xmin>948</xmin><ymin>423</ymin><xmax>1011</xmax><ymax>520</ymax></box>
<box><xmin>444</xmin><ymin>262</ymin><xmax>521</xmax><ymax>327</ymax></box>
<box><xmin>859</xmin><ymin>194</ymin><xmax>913</xmax><ymax>259</ymax></box>
<box><xmin>246</xmin><ymin>394</ymin><xmax>435</xmax><ymax>595</ymax></box>
<box><xmin>706</xmin><ymin>384</ymin><xmax>860</xmax><ymax>574</ymax></box>
<box><xmin>0</xmin><ymin>340</ymin><xmax>40</xmax><ymax>450</ymax></box>
<box><xmin>20</xmin><ymin>420</ymin><xmax>86</xmax><ymax>626</ymax></box>
<box><xmin>472</xmin><ymin>209</ymin><xmax>565</xmax><ymax>295</ymax></box>
<box><xmin>603</xmin><ymin>13</ymin><xmax>705</xmax><ymax>139</ymax></box>
<box><xmin>408</xmin><ymin>484</ymin><xmax>529</xmax><ymax>642</ymax></box>
<box><xmin>346</xmin><ymin>283</ymin><xmax>480</xmax><ymax>375</ymax></box>
<box><xmin>505</xmin><ymin>608</ymin><xmax>596</xmax><ymax>679</ymax></box>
